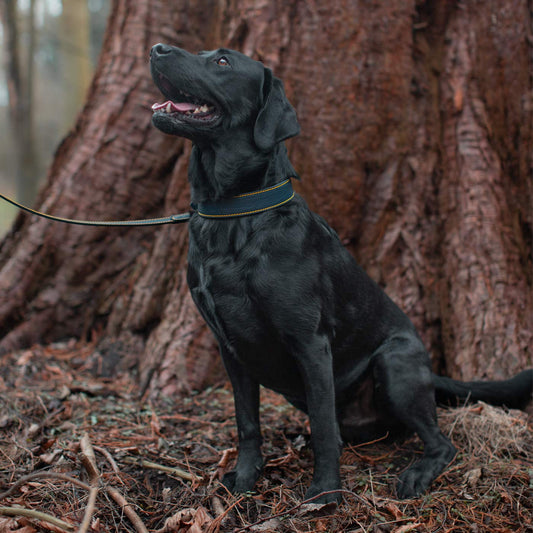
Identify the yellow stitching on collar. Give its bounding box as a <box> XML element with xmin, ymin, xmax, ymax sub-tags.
<box><xmin>198</xmin><ymin>192</ymin><xmax>294</xmax><ymax>218</ymax></box>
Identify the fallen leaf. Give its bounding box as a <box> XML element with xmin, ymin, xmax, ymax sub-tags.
<box><xmin>385</xmin><ymin>502</ymin><xmax>403</xmax><ymax>520</ymax></box>
<box><xmin>39</xmin><ymin>449</ymin><xmax>63</xmax><ymax>465</ymax></box>
<box><xmin>250</xmin><ymin>518</ymin><xmax>282</xmax><ymax>532</ymax></box>
<box><xmin>0</xmin><ymin>517</ymin><xmax>37</xmax><ymax>532</ymax></box>
<box><xmin>463</xmin><ymin>468</ymin><xmax>482</xmax><ymax>488</ymax></box>
<box><xmin>298</xmin><ymin>501</ymin><xmax>338</xmax><ymax>516</ymax></box>
<box><xmin>155</xmin><ymin>507</ymin><xmax>213</xmax><ymax>533</ymax></box>
<box><xmin>392</xmin><ymin>523</ymin><xmax>422</xmax><ymax>533</ymax></box>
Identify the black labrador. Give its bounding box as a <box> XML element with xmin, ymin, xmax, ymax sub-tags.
<box><xmin>149</xmin><ymin>44</ymin><xmax>533</xmax><ymax>502</ymax></box>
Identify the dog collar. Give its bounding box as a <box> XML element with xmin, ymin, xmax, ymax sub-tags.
<box><xmin>194</xmin><ymin>179</ymin><xmax>294</xmax><ymax>218</ymax></box>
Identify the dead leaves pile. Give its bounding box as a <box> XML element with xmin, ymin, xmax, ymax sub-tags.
<box><xmin>1</xmin><ymin>341</ymin><xmax>532</xmax><ymax>532</ymax></box>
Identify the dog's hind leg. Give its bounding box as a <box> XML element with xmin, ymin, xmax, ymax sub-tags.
<box><xmin>373</xmin><ymin>337</ymin><xmax>456</xmax><ymax>499</ymax></box>
<box><xmin>219</xmin><ymin>346</ymin><xmax>264</xmax><ymax>494</ymax></box>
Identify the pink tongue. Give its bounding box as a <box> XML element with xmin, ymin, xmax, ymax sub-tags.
<box><xmin>172</xmin><ymin>102</ymin><xmax>198</xmax><ymax>112</ymax></box>
<box><xmin>152</xmin><ymin>100</ymin><xmax>198</xmax><ymax>112</ymax></box>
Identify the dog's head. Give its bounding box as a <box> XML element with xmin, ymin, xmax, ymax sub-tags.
<box><xmin>150</xmin><ymin>44</ymin><xmax>300</xmax><ymax>152</ymax></box>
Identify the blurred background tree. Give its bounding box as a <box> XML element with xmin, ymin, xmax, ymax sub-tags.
<box><xmin>0</xmin><ymin>0</ymin><xmax>531</xmax><ymax>399</ymax></box>
<box><xmin>0</xmin><ymin>0</ymin><xmax>109</xmax><ymax>231</ymax></box>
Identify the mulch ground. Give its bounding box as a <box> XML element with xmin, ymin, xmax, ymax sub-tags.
<box><xmin>0</xmin><ymin>341</ymin><xmax>531</xmax><ymax>533</ymax></box>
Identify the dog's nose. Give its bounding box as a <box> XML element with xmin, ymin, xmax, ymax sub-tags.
<box><xmin>151</xmin><ymin>43</ymin><xmax>173</xmax><ymax>57</ymax></box>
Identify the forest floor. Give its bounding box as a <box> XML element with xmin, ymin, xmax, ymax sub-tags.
<box><xmin>0</xmin><ymin>341</ymin><xmax>531</xmax><ymax>533</ymax></box>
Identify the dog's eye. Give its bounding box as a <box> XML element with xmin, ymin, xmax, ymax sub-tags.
<box><xmin>216</xmin><ymin>56</ymin><xmax>230</xmax><ymax>67</ymax></box>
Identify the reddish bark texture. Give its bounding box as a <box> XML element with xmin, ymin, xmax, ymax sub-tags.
<box><xmin>439</xmin><ymin>1</ymin><xmax>532</xmax><ymax>379</ymax></box>
<box><xmin>0</xmin><ymin>0</ymin><xmax>531</xmax><ymax>396</ymax></box>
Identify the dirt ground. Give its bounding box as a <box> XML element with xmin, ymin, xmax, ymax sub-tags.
<box><xmin>0</xmin><ymin>341</ymin><xmax>531</xmax><ymax>532</ymax></box>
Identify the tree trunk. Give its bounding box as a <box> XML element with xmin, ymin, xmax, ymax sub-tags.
<box><xmin>0</xmin><ymin>0</ymin><xmax>530</xmax><ymax>398</ymax></box>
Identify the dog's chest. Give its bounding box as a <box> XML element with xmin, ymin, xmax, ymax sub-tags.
<box><xmin>187</xmin><ymin>236</ymin><xmax>304</xmax><ymax>393</ymax></box>
<box><xmin>187</xmin><ymin>219</ymin><xmax>271</xmax><ymax>347</ymax></box>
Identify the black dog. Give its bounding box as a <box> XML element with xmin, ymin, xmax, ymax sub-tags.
<box><xmin>149</xmin><ymin>44</ymin><xmax>533</xmax><ymax>502</ymax></box>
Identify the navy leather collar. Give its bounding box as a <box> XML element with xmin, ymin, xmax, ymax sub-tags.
<box><xmin>195</xmin><ymin>179</ymin><xmax>294</xmax><ymax>218</ymax></box>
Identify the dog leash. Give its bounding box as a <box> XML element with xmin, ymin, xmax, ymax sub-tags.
<box><xmin>0</xmin><ymin>192</ymin><xmax>191</xmax><ymax>227</ymax></box>
<box><xmin>0</xmin><ymin>179</ymin><xmax>294</xmax><ymax>227</ymax></box>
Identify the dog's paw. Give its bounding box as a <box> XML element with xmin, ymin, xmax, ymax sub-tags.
<box><xmin>304</xmin><ymin>481</ymin><xmax>342</xmax><ymax>504</ymax></box>
<box><xmin>396</xmin><ymin>468</ymin><xmax>428</xmax><ymax>499</ymax></box>
<box><xmin>221</xmin><ymin>469</ymin><xmax>259</xmax><ymax>494</ymax></box>
<box><xmin>396</xmin><ymin>441</ymin><xmax>456</xmax><ymax>499</ymax></box>
<box><xmin>396</xmin><ymin>460</ymin><xmax>444</xmax><ymax>499</ymax></box>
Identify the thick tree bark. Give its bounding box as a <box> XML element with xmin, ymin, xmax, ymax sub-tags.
<box><xmin>0</xmin><ymin>0</ymin><xmax>531</xmax><ymax>398</ymax></box>
<box><xmin>439</xmin><ymin>2</ymin><xmax>532</xmax><ymax>379</ymax></box>
<box><xmin>0</xmin><ymin>0</ymin><xmax>221</xmax><ymax>395</ymax></box>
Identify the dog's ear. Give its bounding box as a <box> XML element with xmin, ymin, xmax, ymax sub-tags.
<box><xmin>253</xmin><ymin>68</ymin><xmax>300</xmax><ymax>152</ymax></box>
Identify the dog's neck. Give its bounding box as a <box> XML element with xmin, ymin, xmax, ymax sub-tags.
<box><xmin>188</xmin><ymin>134</ymin><xmax>297</xmax><ymax>203</ymax></box>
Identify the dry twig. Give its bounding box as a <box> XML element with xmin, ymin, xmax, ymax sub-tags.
<box><xmin>124</xmin><ymin>456</ymin><xmax>202</xmax><ymax>482</ymax></box>
<box><xmin>107</xmin><ymin>487</ymin><xmax>150</xmax><ymax>533</ymax></box>
<box><xmin>94</xmin><ymin>445</ymin><xmax>122</xmax><ymax>477</ymax></box>
<box><xmin>0</xmin><ymin>472</ymin><xmax>91</xmax><ymax>500</ymax></box>
<box><xmin>78</xmin><ymin>434</ymin><xmax>100</xmax><ymax>533</ymax></box>
<box><xmin>207</xmin><ymin>495</ymin><xmax>246</xmax><ymax>533</ymax></box>
<box><xmin>0</xmin><ymin>506</ymin><xmax>75</xmax><ymax>532</ymax></box>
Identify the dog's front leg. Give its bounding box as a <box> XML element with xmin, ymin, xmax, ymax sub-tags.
<box><xmin>297</xmin><ymin>336</ymin><xmax>343</xmax><ymax>504</ymax></box>
<box><xmin>220</xmin><ymin>347</ymin><xmax>263</xmax><ymax>494</ymax></box>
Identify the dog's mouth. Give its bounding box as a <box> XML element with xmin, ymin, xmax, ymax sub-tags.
<box><xmin>151</xmin><ymin>78</ymin><xmax>220</xmax><ymax>126</ymax></box>
<box><xmin>151</xmin><ymin>99</ymin><xmax>218</xmax><ymax>121</ymax></box>
<box><xmin>150</xmin><ymin>67</ymin><xmax>222</xmax><ymax>132</ymax></box>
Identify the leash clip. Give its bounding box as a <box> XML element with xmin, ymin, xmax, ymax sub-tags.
<box><xmin>170</xmin><ymin>213</ymin><xmax>192</xmax><ymax>223</ymax></box>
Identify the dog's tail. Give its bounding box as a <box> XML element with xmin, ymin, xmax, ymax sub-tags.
<box><xmin>433</xmin><ymin>369</ymin><xmax>533</xmax><ymax>410</ymax></box>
